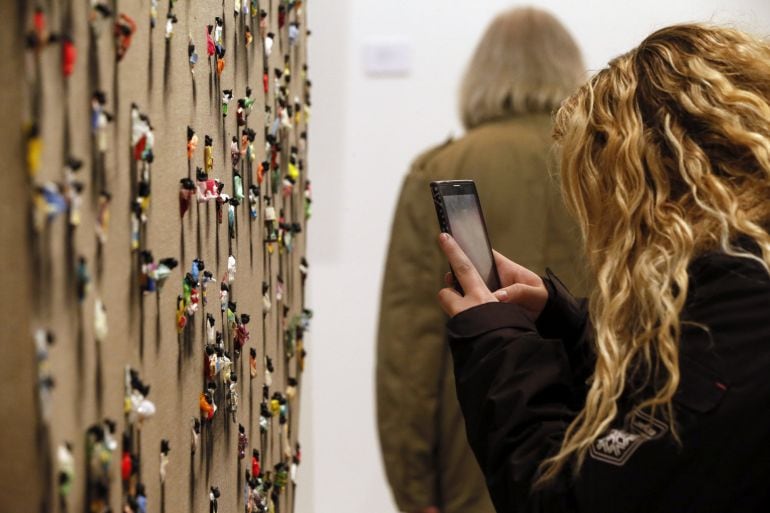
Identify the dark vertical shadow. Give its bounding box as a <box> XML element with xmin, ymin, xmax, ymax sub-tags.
<box><xmin>180</xmin><ymin>225</ymin><xmax>186</xmax><ymax>273</ymax></box>
<box><xmin>76</xmin><ymin>306</ymin><xmax>85</xmax><ymax>411</ymax></box>
<box><xmin>196</xmin><ymin>203</ymin><xmax>203</xmax><ymax>258</ymax></box>
<box><xmin>139</xmin><ymin>294</ymin><xmax>146</xmax><ymax>360</ymax></box>
<box><xmin>189</xmin><ymin>449</ymin><xmax>196</xmax><ymax>508</ymax></box>
<box><xmin>163</xmin><ymin>39</ymin><xmax>172</xmax><ymax>93</ymax></box>
<box><xmin>95</xmin><ymin>341</ymin><xmax>104</xmax><ymax>416</ymax></box>
<box><xmin>155</xmin><ymin>291</ymin><xmax>162</xmax><ymax>353</ymax></box>
<box><xmin>236</xmin><ymin>458</ymin><xmax>242</xmax><ymax>505</ymax></box>
<box><xmin>215</xmin><ymin>219</ymin><xmax>221</xmax><ymax>274</ymax></box>
<box><xmin>148</xmin><ymin>27</ymin><xmax>154</xmax><ymax>92</ymax></box>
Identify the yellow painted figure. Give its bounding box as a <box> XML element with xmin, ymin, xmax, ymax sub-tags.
<box><xmin>27</xmin><ymin>132</ymin><xmax>42</xmax><ymax>177</ymax></box>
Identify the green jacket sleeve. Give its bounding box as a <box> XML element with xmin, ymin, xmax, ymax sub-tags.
<box><xmin>377</xmin><ymin>167</ymin><xmax>447</xmax><ymax>511</ymax></box>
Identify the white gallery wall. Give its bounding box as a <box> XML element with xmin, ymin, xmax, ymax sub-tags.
<box><xmin>298</xmin><ymin>1</ymin><xmax>770</xmax><ymax>511</ymax></box>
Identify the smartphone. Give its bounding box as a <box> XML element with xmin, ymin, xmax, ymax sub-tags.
<box><xmin>430</xmin><ymin>180</ymin><xmax>501</xmax><ymax>292</ymax></box>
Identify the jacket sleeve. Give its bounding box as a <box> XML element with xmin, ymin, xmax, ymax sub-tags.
<box><xmin>536</xmin><ymin>269</ymin><xmax>594</xmax><ymax>399</ymax></box>
<box><xmin>376</xmin><ymin>170</ymin><xmax>447</xmax><ymax>511</ymax></box>
<box><xmin>448</xmin><ymin>302</ymin><xmax>582</xmax><ymax>513</ymax></box>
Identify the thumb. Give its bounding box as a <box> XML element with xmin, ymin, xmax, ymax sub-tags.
<box><xmin>493</xmin><ymin>283</ymin><xmax>546</xmax><ymax>311</ymax></box>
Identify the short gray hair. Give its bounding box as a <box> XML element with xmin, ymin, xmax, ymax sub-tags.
<box><xmin>459</xmin><ymin>7</ymin><xmax>585</xmax><ymax>130</ymax></box>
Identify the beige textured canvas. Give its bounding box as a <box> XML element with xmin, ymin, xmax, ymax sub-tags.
<box><xmin>2</xmin><ymin>1</ymin><xmax>311</xmax><ymax>512</ymax></box>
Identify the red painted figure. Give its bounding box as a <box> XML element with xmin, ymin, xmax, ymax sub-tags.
<box><xmin>251</xmin><ymin>449</ymin><xmax>260</xmax><ymax>477</ymax></box>
<box><xmin>206</xmin><ymin>25</ymin><xmax>215</xmax><ymax>57</ymax></box>
<box><xmin>121</xmin><ymin>451</ymin><xmax>132</xmax><ymax>482</ymax></box>
<box><xmin>115</xmin><ymin>13</ymin><xmax>137</xmax><ymax>61</ymax></box>
<box><xmin>62</xmin><ymin>36</ymin><xmax>76</xmax><ymax>77</ymax></box>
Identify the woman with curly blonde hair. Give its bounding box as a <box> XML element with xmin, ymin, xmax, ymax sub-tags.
<box><xmin>436</xmin><ymin>23</ymin><xmax>770</xmax><ymax>512</ymax></box>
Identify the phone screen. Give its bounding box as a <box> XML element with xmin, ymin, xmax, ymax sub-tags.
<box><xmin>442</xmin><ymin>190</ymin><xmax>501</xmax><ymax>291</ymax></box>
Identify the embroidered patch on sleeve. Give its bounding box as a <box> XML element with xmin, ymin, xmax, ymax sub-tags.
<box><xmin>589</xmin><ymin>411</ymin><xmax>668</xmax><ymax>466</ymax></box>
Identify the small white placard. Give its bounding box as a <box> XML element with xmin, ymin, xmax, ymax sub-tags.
<box><xmin>363</xmin><ymin>37</ymin><xmax>413</xmax><ymax>77</ymax></box>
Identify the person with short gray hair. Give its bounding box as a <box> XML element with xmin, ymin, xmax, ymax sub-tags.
<box><xmin>377</xmin><ymin>7</ymin><xmax>587</xmax><ymax>513</ymax></box>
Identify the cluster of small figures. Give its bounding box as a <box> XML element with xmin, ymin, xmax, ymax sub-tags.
<box><xmin>243</xmin><ymin>453</ymin><xmax>300</xmax><ymax>513</ymax></box>
<box><xmin>25</xmin><ymin>4</ymin><xmax>137</xmax><ymax>69</ymax></box>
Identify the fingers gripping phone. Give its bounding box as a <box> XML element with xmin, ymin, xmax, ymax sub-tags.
<box><xmin>430</xmin><ymin>180</ymin><xmax>501</xmax><ymax>293</ymax></box>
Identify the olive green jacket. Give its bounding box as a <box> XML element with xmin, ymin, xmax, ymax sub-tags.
<box><xmin>376</xmin><ymin>114</ymin><xmax>586</xmax><ymax>513</ymax></box>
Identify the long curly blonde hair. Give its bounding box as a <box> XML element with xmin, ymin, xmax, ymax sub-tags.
<box><xmin>544</xmin><ymin>23</ymin><xmax>770</xmax><ymax>481</ymax></box>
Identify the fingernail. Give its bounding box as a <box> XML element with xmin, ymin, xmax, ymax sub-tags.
<box><xmin>439</xmin><ymin>233</ymin><xmax>449</xmax><ymax>242</ymax></box>
<box><xmin>494</xmin><ymin>289</ymin><xmax>508</xmax><ymax>300</ymax></box>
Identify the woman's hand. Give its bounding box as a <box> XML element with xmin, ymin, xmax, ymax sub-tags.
<box><xmin>490</xmin><ymin>250</ymin><xmax>548</xmax><ymax>320</ymax></box>
<box><xmin>437</xmin><ymin>233</ymin><xmax>498</xmax><ymax>317</ymax></box>
<box><xmin>437</xmin><ymin>233</ymin><xmax>549</xmax><ymax>320</ymax></box>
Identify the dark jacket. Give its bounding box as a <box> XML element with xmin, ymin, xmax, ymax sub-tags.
<box><xmin>377</xmin><ymin>115</ymin><xmax>586</xmax><ymax>512</ymax></box>
<box><xmin>448</xmin><ymin>248</ymin><xmax>770</xmax><ymax>513</ymax></box>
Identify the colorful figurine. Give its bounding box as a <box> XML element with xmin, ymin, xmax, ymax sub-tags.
<box><xmin>234</xmin><ymin>172</ymin><xmax>245</xmax><ymax>201</ymax></box>
<box><xmin>230</xmin><ymin>136</ymin><xmax>241</xmax><ymax>168</ymax></box>
<box><xmin>206</xmin><ymin>313</ymin><xmax>216</xmax><ymax>345</ymax></box>
<box><xmin>233</xmin><ymin>314</ymin><xmax>251</xmax><ymax>355</ymax></box>
<box><xmin>249</xmin><ymin>347</ymin><xmax>258</xmax><ymax>378</ymax></box>
<box><xmin>159</xmin><ymin>439</ymin><xmax>170</xmax><ymax>484</ymax></box>
<box><xmin>187</xmin><ymin>126</ymin><xmax>199</xmax><ymax>160</ymax></box>
<box><xmin>286</xmin><ymin>377</ymin><xmax>298</xmax><ymax>402</ymax></box>
<box><xmin>259</xmin><ymin>10</ymin><xmax>268</xmax><ymax>38</ymax></box>
<box><xmin>91</xmin><ymin>91</ymin><xmax>113</xmax><ymax>155</ymax></box>
<box><xmin>264</xmin><ymin>196</ymin><xmax>277</xmax><ymax>242</ymax></box>
<box><xmin>180</xmin><ymin>178</ymin><xmax>196</xmax><ymax>217</ymax></box>
<box><xmin>276</xmin><ymin>275</ymin><xmax>284</xmax><ymax>302</ymax></box>
<box><xmin>219</xmin><ymin>282</ymin><xmax>230</xmax><ymax>313</ymax></box>
<box><xmin>130</xmin><ymin>104</ymin><xmax>154</xmax><ymax>163</ymax></box>
<box><xmin>304</xmin><ymin>180</ymin><xmax>313</xmax><ymax>219</ymax></box>
<box><xmin>200</xmin><ymin>383</ymin><xmax>217</xmax><ymax>421</ymax></box>
<box><xmin>249</xmin><ymin>185</ymin><xmax>260</xmax><ymax>219</ymax></box>
<box><xmin>265</xmin><ymin>356</ymin><xmax>274</xmax><ymax>387</ymax></box>
<box><xmin>188</xmin><ymin>34</ymin><xmax>198</xmax><ymax>74</ymax></box>
<box><xmin>228</xmin><ymin>198</ymin><xmax>238</xmax><ymax>238</ymax></box>
<box><xmin>94</xmin><ymin>298</ymin><xmax>108</xmax><ymax>343</ymax></box>
<box><xmin>259</xmin><ymin>402</ymin><xmax>271</xmax><ymax>433</ymax></box>
<box><xmin>62</xmin><ymin>35</ymin><xmax>77</xmax><ymax>77</ymax></box>
<box><xmin>196</xmin><ymin>168</ymin><xmax>222</xmax><ymax>203</ymax></box>
<box><xmin>226</xmin><ymin>374</ymin><xmax>239</xmax><ymax>423</ymax></box>
<box><xmin>125</xmin><ymin>368</ymin><xmax>155</xmax><ymax>427</ymax></box>
<box><xmin>77</xmin><ymin>256</ymin><xmax>91</xmax><ymax>303</ymax></box>
<box><xmin>115</xmin><ymin>13</ymin><xmax>137</xmax><ymax>61</ymax></box>
<box><xmin>35</xmin><ymin>329</ymin><xmax>55</xmax><ymax>424</ymax></box>
<box><xmin>202</xmin><ymin>271</ymin><xmax>215</xmax><ymax>306</ymax></box>
<box><xmin>244</xmin><ymin>25</ymin><xmax>253</xmax><ymax>45</ymax></box>
<box><xmin>288</xmin><ymin>21</ymin><xmax>300</xmax><ymax>46</ymax></box>
<box><xmin>64</xmin><ymin>157</ymin><xmax>85</xmax><ymax>228</ymax></box>
<box><xmin>149</xmin><ymin>0</ymin><xmax>158</xmax><ymax>29</ymax></box>
<box><xmin>205</xmin><ymin>25</ymin><xmax>215</xmax><ymax>57</ymax></box>
<box><xmin>251</xmin><ymin>449</ymin><xmax>261</xmax><ymax>477</ymax></box>
<box><xmin>191</xmin><ymin>418</ymin><xmax>201</xmax><ymax>454</ymax></box>
<box><xmin>209</xmin><ymin>486</ymin><xmax>221</xmax><ymax>513</ymax></box>
<box><xmin>216</xmin><ymin>46</ymin><xmax>226</xmax><ymax>77</ymax></box>
<box><xmin>26</xmin><ymin>6</ymin><xmax>51</xmax><ymax>50</ymax></box>
<box><xmin>135</xmin><ymin>483</ymin><xmax>147</xmax><ymax>513</ymax></box>
<box><xmin>222</xmin><ymin>89</ymin><xmax>233</xmax><ymax>117</ymax></box>
<box><xmin>204</xmin><ymin>135</ymin><xmax>213</xmax><ymax>172</ymax></box>
<box><xmin>238</xmin><ymin>424</ymin><xmax>248</xmax><ymax>459</ymax></box>
<box><xmin>262</xmin><ymin>282</ymin><xmax>272</xmax><ymax>314</ymax></box>
<box><xmin>176</xmin><ymin>295</ymin><xmax>187</xmax><ymax>332</ymax></box>
<box><xmin>165</xmin><ymin>12</ymin><xmax>178</xmax><ymax>39</ymax></box>
<box><xmin>86</xmin><ymin>419</ymin><xmax>117</xmax><ymax>512</ymax></box>
<box><xmin>58</xmin><ymin>442</ymin><xmax>75</xmax><ymax>501</ymax></box>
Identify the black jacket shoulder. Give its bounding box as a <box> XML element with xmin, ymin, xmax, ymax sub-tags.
<box><xmin>448</xmin><ymin>252</ymin><xmax>770</xmax><ymax>513</ymax></box>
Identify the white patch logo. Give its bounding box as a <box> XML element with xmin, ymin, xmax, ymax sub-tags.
<box><xmin>589</xmin><ymin>411</ymin><xmax>668</xmax><ymax>466</ymax></box>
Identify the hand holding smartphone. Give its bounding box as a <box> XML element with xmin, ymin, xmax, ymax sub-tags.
<box><xmin>430</xmin><ymin>180</ymin><xmax>501</xmax><ymax>292</ymax></box>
